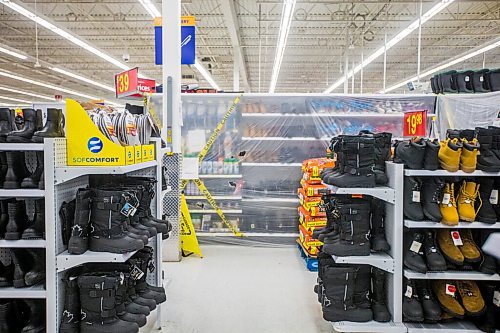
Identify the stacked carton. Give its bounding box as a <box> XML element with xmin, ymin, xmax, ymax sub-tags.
<box><xmin>297</xmin><ymin>158</ymin><xmax>334</xmax><ymax>258</ymax></box>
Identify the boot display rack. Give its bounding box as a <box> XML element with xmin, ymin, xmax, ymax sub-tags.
<box><xmin>0</xmin><ymin>137</ymin><xmax>165</xmax><ymax>332</ymax></box>
<box><xmin>323</xmin><ymin>162</ymin><xmax>500</xmax><ymax>333</ymax></box>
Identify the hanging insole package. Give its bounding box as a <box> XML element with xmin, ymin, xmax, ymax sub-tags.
<box><xmin>482</xmin><ymin>232</ymin><xmax>500</xmax><ymax>260</ymax></box>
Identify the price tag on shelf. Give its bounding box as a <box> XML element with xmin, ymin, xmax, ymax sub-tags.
<box><xmin>115</xmin><ymin>68</ymin><xmax>139</xmax><ymax>98</ymax></box>
<box><xmin>403</xmin><ymin>110</ymin><xmax>427</xmax><ymax>137</ymax></box>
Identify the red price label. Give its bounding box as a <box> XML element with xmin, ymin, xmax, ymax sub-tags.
<box><xmin>403</xmin><ymin>110</ymin><xmax>427</xmax><ymax>137</ymax></box>
<box><xmin>115</xmin><ymin>68</ymin><xmax>139</xmax><ymax>98</ymax></box>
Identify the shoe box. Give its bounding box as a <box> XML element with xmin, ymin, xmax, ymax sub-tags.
<box><xmin>301</xmin><ymin>157</ymin><xmax>335</xmax><ymax>184</ymax></box>
<box><xmin>298</xmin><ymin>205</ymin><xmax>327</xmax><ymax>232</ymax></box>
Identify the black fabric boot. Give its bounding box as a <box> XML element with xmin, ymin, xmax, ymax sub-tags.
<box><xmin>113</xmin><ymin>273</ymin><xmax>147</xmax><ymax>327</ymax></box>
<box><xmin>0</xmin><ymin>259</ymin><xmax>13</xmax><ymax>287</ymax></box>
<box><xmin>6</xmin><ymin>108</ymin><xmax>37</xmax><ymax>143</ymax></box>
<box><xmin>20</xmin><ymin>299</ymin><xmax>45</xmax><ymax>333</ymax></box>
<box><xmin>128</xmin><ymin>282</ymin><xmax>156</xmax><ymax>311</ymax></box>
<box><xmin>439</xmin><ymin>71</ymin><xmax>458</xmax><ymax>93</ymax></box>
<box><xmin>313</xmin><ymin>196</ymin><xmax>336</xmax><ymax>242</ymax></box>
<box><xmin>403</xmin><ymin>278</ymin><xmax>424</xmax><ymax>322</ymax></box>
<box><xmin>324</xmin><ymin>135</ymin><xmax>376</xmax><ymax>188</ymax></box>
<box><xmin>0</xmin><ymin>199</ymin><xmax>10</xmax><ymax>238</ymax></box>
<box><xmin>486</xmin><ymin>69</ymin><xmax>500</xmax><ymax>92</ymax></box>
<box><xmin>22</xmin><ymin>199</ymin><xmax>45</xmax><ymax>239</ymax></box>
<box><xmin>0</xmin><ymin>108</ymin><xmax>15</xmax><ymax>142</ymax></box>
<box><xmin>131</xmin><ymin>247</ymin><xmax>166</xmax><ymax>295</ymax></box>
<box><xmin>21</xmin><ymin>151</ymin><xmax>44</xmax><ymax>189</ymax></box>
<box><xmin>371</xmin><ymin>198</ymin><xmax>390</xmax><ymax>252</ymax></box>
<box><xmin>404</xmin><ymin>177</ymin><xmax>424</xmax><ymax>221</ymax></box>
<box><xmin>315</xmin><ymin>251</ymin><xmax>336</xmax><ymax>304</ymax></box>
<box><xmin>60</xmin><ymin>277</ymin><xmax>81</xmax><ymax>333</ymax></box>
<box><xmin>472</xmin><ymin>69</ymin><xmax>491</xmax><ymax>93</ymax></box>
<box><xmin>0</xmin><ymin>153</ymin><xmax>7</xmax><ymax>187</ymax></box>
<box><xmin>476</xmin><ymin>178</ymin><xmax>497</xmax><ymax>224</ymax></box>
<box><xmin>5</xmin><ymin>200</ymin><xmax>27</xmax><ymax>240</ymax></box>
<box><xmin>32</xmin><ymin>108</ymin><xmax>65</xmax><ymax>142</ymax></box>
<box><xmin>455</xmin><ymin>71</ymin><xmax>475</xmax><ymax>93</ymax></box>
<box><xmin>322</xmin><ymin>196</ymin><xmax>371</xmax><ymax>256</ymax></box>
<box><xmin>359</xmin><ymin>131</ymin><xmax>391</xmax><ymax>185</ymax></box>
<box><xmin>322</xmin><ymin>266</ymin><xmax>373</xmax><ymax>322</ymax></box>
<box><xmin>67</xmin><ymin>189</ymin><xmax>93</xmax><ymax>254</ymax></box>
<box><xmin>404</xmin><ymin>231</ymin><xmax>427</xmax><ymax>273</ymax></box>
<box><xmin>129</xmin><ymin>248</ymin><xmax>166</xmax><ymax>304</ymax></box>
<box><xmin>353</xmin><ymin>265</ymin><xmax>371</xmax><ymax>310</ymax></box>
<box><xmin>10</xmin><ymin>249</ymin><xmax>28</xmax><ymax>288</ymax></box>
<box><xmin>3</xmin><ymin>152</ymin><xmax>28</xmax><ymax>189</ymax></box>
<box><xmin>321</xmin><ymin>137</ymin><xmax>342</xmax><ymax>180</ymax></box>
<box><xmin>394</xmin><ymin>138</ymin><xmax>426</xmax><ymax>169</ymax></box>
<box><xmin>24</xmin><ymin>249</ymin><xmax>45</xmax><ymax>286</ymax></box>
<box><xmin>422</xmin><ymin>230</ymin><xmax>446</xmax><ymax>271</ymax></box>
<box><xmin>421</xmin><ymin>178</ymin><xmax>444</xmax><ymax>222</ymax></box>
<box><xmin>0</xmin><ymin>301</ymin><xmax>13</xmax><ymax>332</ymax></box>
<box><xmin>423</xmin><ymin>139</ymin><xmax>440</xmax><ymax>170</ymax></box>
<box><xmin>371</xmin><ymin>267</ymin><xmax>391</xmax><ymax>322</ymax></box>
<box><xmin>89</xmin><ymin>189</ymin><xmax>144</xmax><ymax>253</ymax></box>
<box><xmin>415</xmin><ymin>280</ymin><xmax>441</xmax><ymax>323</ymax></box>
<box><xmin>476</xmin><ymin>127</ymin><xmax>500</xmax><ymax>172</ymax></box>
<box><xmin>78</xmin><ymin>274</ymin><xmax>139</xmax><ymax>333</ymax></box>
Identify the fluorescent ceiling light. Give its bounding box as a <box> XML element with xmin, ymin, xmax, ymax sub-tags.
<box><xmin>324</xmin><ymin>0</ymin><xmax>456</xmax><ymax>93</ymax></box>
<box><xmin>0</xmin><ymin>85</ymin><xmax>54</xmax><ymax>101</ymax></box>
<box><xmin>0</xmin><ymin>46</ymin><xmax>27</xmax><ymax>60</ymax></box>
<box><xmin>269</xmin><ymin>0</ymin><xmax>296</xmax><ymax>93</ymax></box>
<box><xmin>0</xmin><ymin>95</ymin><xmax>32</xmax><ymax>104</ymax></box>
<box><xmin>50</xmin><ymin>67</ymin><xmax>115</xmax><ymax>92</ymax></box>
<box><xmin>2</xmin><ymin>0</ymin><xmax>129</xmax><ymax>71</ymax></box>
<box><xmin>383</xmin><ymin>38</ymin><xmax>500</xmax><ymax>93</ymax></box>
<box><xmin>193</xmin><ymin>59</ymin><xmax>221</xmax><ymax>91</ymax></box>
<box><xmin>0</xmin><ymin>102</ymin><xmax>30</xmax><ymax>107</ymax></box>
<box><xmin>137</xmin><ymin>0</ymin><xmax>160</xmax><ymax>18</ymax></box>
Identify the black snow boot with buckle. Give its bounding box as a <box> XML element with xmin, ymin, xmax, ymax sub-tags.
<box><xmin>0</xmin><ymin>108</ymin><xmax>15</xmax><ymax>142</ymax></box>
<box><xmin>6</xmin><ymin>108</ymin><xmax>37</xmax><ymax>143</ymax></box>
<box><xmin>371</xmin><ymin>267</ymin><xmax>391</xmax><ymax>322</ymax></box>
<box><xmin>60</xmin><ymin>275</ymin><xmax>81</xmax><ymax>333</ymax></box>
<box><xmin>32</xmin><ymin>108</ymin><xmax>65</xmax><ymax>142</ymax></box>
<box><xmin>113</xmin><ymin>272</ymin><xmax>147</xmax><ymax>327</ymax></box>
<box><xmin>359</xmin><ymin>131</ymin><xmax>391</xmax><ymax>185</ymax></box>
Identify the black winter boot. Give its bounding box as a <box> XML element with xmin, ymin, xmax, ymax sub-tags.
<box><xmin>455</xmin><ymin>71</ymin><xmax>475</xmax><ymax>93</ymax></box>
<box><xmin>371</xmin><ymin>198</ymin><xmax>390</xmax><ymax>252</ymax></box>
<box><xmin>478</xmin><ymin>230</ymin><xmax>497</xmax><ymax>274</ymax></box>
<box><xmin>10</xmin><ymin>249</ymin><xmax>29</xmax><ymax>288</ymax></box>
<box><xmin>0</xmin><ymin>199</ymin><xmax>10</xmax><ymax>238</ymax></box>
<box><xmin>476</xmin><ymin>178</ymin><xmax>497</xmax><ymax>224</ymax></box>
<box><xmin>423</xmin><ymin>139</ymin><xmax>440</xmax><ymax>170</ymax></box>
<box><xmin>113</xmin><ymin>273</ymin><xmax>147</xmax><ymax>327</ymax></box>
<box><xmin>371</xmin><ymin>268</ymin><xmax>391</xmax><ymax>322</ymax></box>
<box><xmin>415</xmin><ymin>280</ymin><xmax>441</xmax><ymax>323</ymax></box>
<box><xmin>3</xmin><ymin>152</ymin><xmax>28</xmax><ymax>189</ymax></box>
<box><xmin>24</xmin><ymin>249</ymin><xmax>45</xmax><ymax>286</ymax></box>
<box><xmin>404</xmin><ymin>177</ymin><xmax>424</xmax><ymax>221</ymax></box>
<box><xmin>404</xmin><ymin>231</ymin><xmax>427</xmax><ymax>273</ymax></box>
<box><xmin>322</xmin><ymin>196</ymin><xmax>371</xmax><ymax>256</ymax></box>
<box><xmin>60</xmin><ymin>277</ymin><xmax>81</xmax><ymax>333</ymax></box>
<box><xmin>472</xmin><ymin>69</ymin><xmax>491</xmax><ymax>93</ymax></box>
<box><xmin>0</xmin><ymin>301</ymin><xmax>14</xmax><ymax>332</ymax></box>
<box><xmin>22</xmin><ymin>199</ymin><xmax>45</xmax><ymax>239</ymax></box>
<box><xmin>32</xmin><ymin>108</ymin><xmax>65</xmax><ymax>142</ymax></box>
<box><xmin>129</xmin><ymin>247</ymin><xmax>166</xmax><ymax>304</ymax></box>
<box><xmin>21</xmin><ymin>152</ymin><xmax>44</xmax><ymax>189</ymax></box>
<box><xmin>403</xmin><ymin>278</ymin><xmax>424</xmax><ymax>322</ymax></box>
<box><xmin>423</xmin><ymin>230</ymin><xmax>447</xmax><ymax>271</ymax></box>
<box><xmin>0</xmin><ymin>152</ymin><xmax>7</xmax><ymax>187</ymax></box>
<box><xmin>354</xmin><ymin>265</ymin><xmax>371</xmax><ymax>310</ymax></box>
<box><xmin>88</xmin><ymin>189</ymin><xmax>144</xmax><ymax>254</ymax></box>
<box><xmin>315</xmin><ymin>251</ymin><xmax>336</xmax><ymax>304</ymax></box>
<box><xmin>421</xmin><ymin>178</ymin><xmax>444</xmax><ymax>222</ymax></box>
<box><xmin>68</xmin><ymin>189</ymin><xmax>92</xmax><ymax>254</ymax></box>
<box><xmin>78</xmin><ymin>274</ymin><xmax>139</xmax><ymax>333</ymax></box>
<box><xmin>5</xmin><ymin>200</ymin><xmax>27</xmax><ymax>240</ymax></box>
<box><xmin>322</xmin><ymin>266</ymin><xmax>373</xmax><ymax>322</ymax></box>
<box><xmin>128</xmin><ymin>283</ymin><xmax>156</xmax><ymax>311</ymax></box>
<box><xmin>6</xmin><ymin>108</ymin><xmax>37</xmax><ymax>143</ymax></box>
<box><xmin>439</xmin><ymin>71</ymin><xmax>458</xmax><ymax>93</ymax></box>
<box><xmin>394</xmin><ymin>138</ymin><xmax>426</xmax><ymax>169</ymax></box>
<box><xmin>324</xmin><ymin>135</ymin><xmax>376</xmax><ymax>188</ymax></box>
<box><xmin>20</xmin><ymin>299</ymin><xmax>45</xmax><ymax>333</ymax></box>
<box><xmin>0</xmin><ymin>108</ymin><xmax>15</xmax><ymax>142</ymax></box>
<box><xmin>0</xmin><ymin>259</ymin><xmax>13</xmax><ymax>287</ymax></box>
<box><xmin>476</xmin><ymin>127</ymin><xmax>500</xmax><ymax>172</ymax></box>
<box><xmin>359</xmin><ymin>131</ymin><xmax>391</xmax><ymax>185</ymax></box>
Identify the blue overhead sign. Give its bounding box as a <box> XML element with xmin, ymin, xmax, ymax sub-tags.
<box><xmin>155</xmin><ymin>16</ymin><xmax>196</xmax><ymax>65</ymax></box>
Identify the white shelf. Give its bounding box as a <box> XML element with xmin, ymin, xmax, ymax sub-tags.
<box><xmin>404</xmin><ymin>269</ymin><xmax>500</xmax><ymax>280</ymax></box>
<box><xmin>404</xmin><ymin>220</ymin><xmax>500</xmax><ymax>229</ymax></box>
<box><xmin>405</xmin><ymin>321</ymin><xmax>484</xmax><ymax>333</ymax></box>
<box><xmin>0</xmin><ymin>189</ymin><xmax>45</xmax><ymax>197</ymax></box>
<box><xmin>0</xmin><ymin>239</ymin><xmax>46</xmax><ymax>248</ymax></box>
<box><xmin>0</xmin><ymin>284</ymin><xmax>46</xmax><ymax>298</ymax></box>
<box><xmin>242</xmin><ymin>197</ymin><xmax>299</xmax><ymax>203</ymax></box>
<box><xmin>199</xmin><ymin>174</ymin><xmax>242</xmax><ymax>179</ymax></box>
<box><xmin>56</xmin><ymin>249</ymin><xmax>139</xmax><ymax>272</ymax></box>
<box><xmin>404</xmin><ymin>169</ymin><xmax>500</xmax><ymax>177</ymax></box>
<box><xmin>242</xmin><ymin>113</ymin><xmax>403</xmax><ymax>118</ymax></box>
<box><xmin>189</xmin><ymin>209</ymin><xmax>242</xmax><ymax>214</ymax></box>
<box><xmin>242</xmin><ymin>136</ymin><xmax>329</xmax><ymax>141</ymax></box>
<box><xmin>161</xmin><ymin>186</ymin><xmax>172</xmax><ymax>198</ymax></box>
<box><xmin>55</xmin><ymin>160</ymin><xmax>158</xmax><ymax>184</ymax></box>
<box><xmin>242</xmin><ymin>162</ymin><xmax>302</xmax><ymax>167</ymax></box>
<box><xmin>332</xmin><ymin>321</ymin><xmax>406</xmax><ymax>333</ymax></box>
<box><xmin>332</xmin><ymin>252</ymin><xmax>394</xmax><ymax>273</ymax></box>
<box><xmin>322</xmin><ymin>183</ymin><xmax>396</xmax><ymax>204</ymax></box>
<box><xmin>0</xmin><ymin>143</ymin><xmax>44</xmax><ymax>151</ymax></box>
<box><xmin>197</xmin><ymin>232</ymin><xmax>298</xmax><ymax>237</ymax></box>
<box><xmin>186</xmin><ymin>195</ymin><xmax>242</xmax><ymax>200</ymax></box>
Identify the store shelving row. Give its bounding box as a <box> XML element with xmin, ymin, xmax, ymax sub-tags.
<box><xmin>404</xmin><ymin>220</ymin><xmax>500</xmax><ymax>229</ymax></box>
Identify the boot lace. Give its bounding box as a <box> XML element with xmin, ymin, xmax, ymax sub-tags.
<box><xmin>432</xmin><ymin>182</ymin><xmax>445</xmax><ymax>203</ymax></box>
<box><xmin>459</xmin><ymin>183</ymin><xmax>482</xmax><ymax>215</ymax></box>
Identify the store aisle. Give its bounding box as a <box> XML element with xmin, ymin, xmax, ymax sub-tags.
<box><xmin>162</xmin><ymin>245</ymin><xmax>332</xmax><ymax>333</ymax></box>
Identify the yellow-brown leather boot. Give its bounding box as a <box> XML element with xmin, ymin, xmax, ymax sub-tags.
<box><xmin>456</xmin><ymin>280</ymin><xmax>485</xmax><ymax>316</ymax></box>
<box><xmin>437</xmin><ymin>229</ymin><xmax>464</xmax><ymax>265</ymax></box>
<box><xmin>460</xmin><ymin>138</ymin><xmax>479</xmax><ymax>173</ymax></box>
<box><xmin>432</xmin><ymin>280</ymin><xmax>465</xmax><ymax>319</ymax></box>
<box><xmin>440</xmin><ymin>183</ymin><xmax>459</xmax><ymax>226</ymax></box>
<box><xmin>438</xmin><ymin>138</ymin><xmax>462</xmax><ymax>172</ymax></box>
<box><xmin>459</xmin><ymin>229</ymin><xmax>482</xmax><ymax>263</ymax></box>
<box><xmin>457</xmin><ymin>181</ymin><xmax>480</xmax><ymax>222</ymax></box>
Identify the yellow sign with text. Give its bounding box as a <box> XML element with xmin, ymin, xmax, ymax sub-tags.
<box><xmin>180</xmin><ymin>194</ymin><xmax>203</xmax><ymax>257</ymax></box>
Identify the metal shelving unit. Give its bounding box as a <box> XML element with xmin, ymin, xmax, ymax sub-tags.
<box><xmin>189</xmin><ymin>209</ymin><xmax>242</xmax><ymax>214</ymax></box>
<box><xmin>404</xmin><ymin>169</ymin><xmax>500</xmax><ymax>177</ymax></box>
<box><xmin>0</xmin><ymin>143</ymin><xmax>44</xmax><ymax>151</ymax></box>
<box><xmin>405</xmin><ymin>321</ymin><xmax>486</xmax><ymax>333</ymax></box>
<box><xmin>404</xmin><ymin>220</ymin><xmax>500</xmax><ymax>229</ymax></box>
<box><xmin>0</xmin><ymin>239</ymin><xmax>46</xmax><ymax>248</ymax></box>
<box><xmin>0</xmin><ymin>285</ymin><xmax>47</xmax><ymax>299</ymax></box>
<box><xmin>332</xmin><ymin>253</ymin><xmax>395</xmax><ymax>273</ymax></box>
<box><xmin>322</xmin><ymin>183</ymin><xmax>396</xmax><ymax>204</ymax></box>
<box><xmin>241</xmin><ymin>162</ymin><xmax>302</xmax><ymax>167</ymax></box>
<box><xmin>199</xmin><ymin>174</ymin><xmax>242</xmax><ymax>179</ymax></box>
<box><xmin>333</xmin><ymin>320</ymin><xmax>407</xmax><ymax>333</ymax></box>
<box><xmin>404</xmin><ymin>269</ymin><xmax>500</xmax><ymax>281</ymax></box>
<box><xmin>0</xmin><ymin>189</ymin><xmax>45</xmax><ymax>197</ymax></box>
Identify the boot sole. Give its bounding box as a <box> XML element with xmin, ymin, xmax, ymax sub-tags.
<box><xmin>441</xmin><ymin>252</ymin><xmax>464</xmax><ymax>266</ymax></box>
<box><xmin>465</xmin><ymin>305</ymin><xmax>487</xmax><ymax>317</ymax></box>
<box><xmin>4</xmin><ymin>232</ymin><xmax>20</xmax><ymax>240</ymax></box>
<box><xmin>89</xmin><ymin>240</ymin><xmax>143</xmax><ymax>254</ymax></box>
<box><xmin>460</xmin><ymin>164</ymin><xmax>476</xmax><ymax>173</ymax></box>
<box><xmin>463</xmin><ymin>256</ymin><xmax>482</xmax><ymax>264</ymax></box>
<box><xmin>459</xmin><ymin>216</ymin><xmax>475</xmax><ymax>222</ymax></box>
<box><xmin>422</xmin><ymin>207</ymin><xmax>442</xmax><ymax>222</ymax></box>
<box><xmin>403</xmin><ymin>313</ymin><xmax>424</xmax><ymax>322</ymax></box>
<box><xmin>476</xmin><ymin>164</ymin><xmax>500</xmax><ymax>172</ymax></box>
<box><xmin>21</xmin><ymin>232</ymin><xmax>44</xmax><ymax>240</ymax></box>
<box><xmin>13</xmin><ymin>278</ymin><xmax>26</xmax><ymax>288</ymax></box>
<box><xmin>476</xmin><ymin>216</ymin><xmax>497</xmax><ymax>224</ymax></box>
<box><xmin>439</xmin><ymin>161</ymin><xmax>459</xmax><ymax>172</ymax></box>
<box><xmin>20</xmin><ymin>327</ymin><xmax>44</xmax><ymax>333</ymax></box>
<box><xmin>2</xmin><ymin>181</ymin><xmax>20</xmax><ymax>189</ymax></box>
<box><xmin>403</xmin><ymin>258</ymin><xmax>427</xmax><ymax>274</ymax></box>
<box><xmin>440</xmin><ymin>220</ymin><xmax>459</xmax><ymax>226</ymax></box>
<box><xmin>439</xmin><ymin>304</ymin><xmax>465</xmax><ymax>319</ymax></box>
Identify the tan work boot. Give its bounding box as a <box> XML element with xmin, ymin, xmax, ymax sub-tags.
<box><xmin>432</xmin><ymin>280</ymin><xmax>465</xmax><ymax>319</ymax></box>
<box><xmin>440</xmin><ymin>183</ymin><xmax>459</xmax><ymax>226</ymax></box>
<box><xmin>457</xmin><ymin>181</ymin><xmax>480</xmax><ymax>222</ymax></box>
<box><xmin>438</xmin><ymin>138</ymin><xmax>462</xmax><ymax>172</ymax></box>
<box><xmin>459</xmin><ymin>229</ymin><xmax>482</xmax><ymax>263</ymax></box>
<box><xmin>437</xmin><ymin>229</ymin><xmax>464</xmax><ymax>266</ymax></box>
<box><xmin>456</xmin><ymin>280</ymin><xmax>485</xmax><ymax>316</ymax></box>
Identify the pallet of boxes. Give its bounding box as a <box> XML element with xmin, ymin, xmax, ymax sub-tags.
<box><xmin>297</xmin><ymin>158</ymin><xmax>335</xmax><ymax>271</ymax></box>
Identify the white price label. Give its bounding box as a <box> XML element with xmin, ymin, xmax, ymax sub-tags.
<box><xmin>412</xmin><ymin>191</ymin><xmax>421</xmax><ymax>203</ymax></box>
<box><xmin>465</xmin><ymin>76</ymin><xmax>470</xmax><ymax>82</ymax></box>
<box><xmin>442</xmin><ymin>193</ymin><xmax>451</xmax><ymax>205</ymax></box>
<box><xmin>445</xmin><ymin>284</ymin><xmax>456</xmax><ymax>297</ymax></box>
<box><xmin>405</xmin><ymin>285</ymin><xmax>413</xmax><ymax>298</ymax></box>
<box><xmin>490</xmin><ymin>190</ymin><xmax>498</xmax><ymax>205</ymax></box>
<box><xmin>493</xmin><ymin>291</ymin><xmax>500</xmax><ymax>307</ymax></box>
<box><xmin>451</xmin><ymin>231</ymin><xmax>463</xmax><ymax>246</ymax></box>
<box><xmin>410</xmin><ymin>240</ymin><xmax>422</xmax><ymax>253</ymax></box>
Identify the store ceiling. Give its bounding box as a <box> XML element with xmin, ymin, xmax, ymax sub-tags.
<box><xmin>0</xmin><ymin>0</ymin><xmax>499</xmax><ymax>103</ymax></box>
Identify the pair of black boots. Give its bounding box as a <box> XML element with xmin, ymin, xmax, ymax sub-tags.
<box><xmin>404</xmin><ymin>177</ymin><xmax>443</xmax><ymax>221</ymax></box>
<box><xmin>403</xmin><ymin>278</ymin><xmax>441</xmax><ymax>323</ymax></box>
<box><xmin>430</xmin><ymin>69</ymin><xmax>500</xmax><ymax>94</ymax></box>
<box><xmin>59</xmin><ymin>247</ymin><xmax>166</xmax><ymax>333</ymax></box>
<box><xmin>404</xmin><ymin>230</ymin><xmax>447</xmax><ymax>273</ymax></box>
<box><xmin>0</xmin><ymin>199</ymin><xmax>45</xmax><ymax>240</ymax></box>
<box><xmin>315</xmin><ymin>252</ymin><xmax>391</xmax><ymax>323</ymax></box>
<box><xmin>321</xmin><ymin>132</ymin><xmax>392</xmax><ymax>188</ymax></box>
<box><xmin>0</xmin><ymin>108</ymin><xmax>64</xmax><ymax>143</ymax></box>
<box><xmin>314</xmin><ymin>195</ymin><xmax>390</xmax><ymax>257</ymax></box>
<box><xmin>0</xmin><ymin>299</ymin><xmax>45</xmax><ymax>333</ymax></box>
<box><xmin>0</xmin><ymin>249</ymin><xmax>45</xmax><ymax>288</ymax></box>
<box><xmin>0</xmin><ymin>151</ymin><xmax>44</xmax><ymax>189</ymax></box>
<box><xmin>394</xmin><ymin>138</ymin><xmax>440</xmax><ymax>170</ymax></box>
